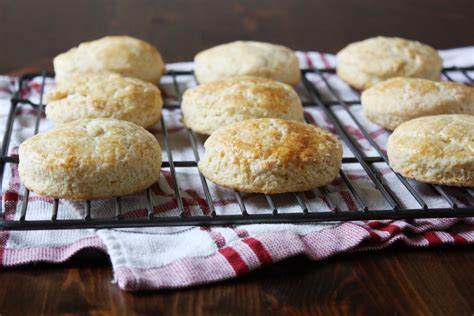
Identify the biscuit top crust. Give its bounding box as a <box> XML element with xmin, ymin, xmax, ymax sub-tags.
<box><xmin>54</xmin><ymin>35</ymin><xmax>165</xmax><ymax>82</ymax></box>
<box><xmin>194</xmin><ymin>41</ymin><xmax>300</xmax><ymax>85</ymax></box>
<box><xmin>337</xmin><ymin>36</ymin><xmax>442</xmax><ymax>78</ymax></box>
<box><xmin>183</xmin><ymin>75</ymin><xmax>300</xmax><ymax>112</ymax></box>
<box><xmin>204</xmin><ymin>118</ymin><xmax>342</xmax><ymax>169</ymax></box>
<box><xmin>364</xmin><ymin>77</ymin><xmax>473</xmax><ymax>98</ymax></box>
<box><xmin>389</xmin><ymin>114</ymin><xmax>474</xmax><ymax>162</ymax></box>
<box><xmin>19</xmin><ymin>118</ymin><xmax>161</xmax><ymax>177</ymax></box>
<box><xmin>361</xmin><ymin>77</ymin><xmax>474</xmax><ymax>118</ymax></box>
<box><xmin>45</xmin><ymin>72</ymin><xmax>163</xmax><ymax>128</ymax></box>
<box><xmin>46</xmin><ymin>72</ymin><xmax>161</xmax><ymax>107</ymax></box>
<box><xmin>77</xmin><ymin>36</ymin><xmax>159</xmax><ymax>62</ymax></box>
<box><xmin>45</xmin><ymin>73</ymin><xmax>163</xmax><ymax>115</ymax></box>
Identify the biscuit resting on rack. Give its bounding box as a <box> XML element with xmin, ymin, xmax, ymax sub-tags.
<box><xmin>45</xmin><ymin>73</ymin><xmax>163</xmax><ymax>128</ymax></box>
<box><xmin>387</xmin><ymin>114</ymin><xmax>474</xmax><ymax>187</ymax></box>
<box><xmin>198</xmin><ymin>118</ymin><xmax>343</xmax><ymax>194</ymax></box>
<box><xmin>53</xmin><ymin>35</ymin><xmax>166</xmax><ymax>83</ymax></box>
<box><xmin>337</xmin><ymin>36</ymin><xmax>442</xmax><ymax>90</ymax></box>
<box><xmin>19</xmin><ymin>119</ymin><xmax>162</xmax><ymax>200</ymax></box>
<box><xmin>194</xmin><ymin>41</ymin><xmax>300</xmax><ymax>85</ymax></box>
<box><xmin>182</xmin><ymin>76</ymin><xmax>305</xmax><ymax>135</ymax></box>
<box><xmin>361</xmin><ymin>77</ymin><xmax>474</xmax><ymax>130</ymax></box>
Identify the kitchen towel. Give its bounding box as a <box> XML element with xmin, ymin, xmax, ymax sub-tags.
<box><xmin>0</xmin><ymin>47</ymin><xmax>473</xmax><ymax>291</ymax></box>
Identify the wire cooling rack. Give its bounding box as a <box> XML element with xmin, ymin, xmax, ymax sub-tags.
<box><xmin>0</xmin><ymin>66</ymin><xmax>473</xmax><ymax>230</ymax></box>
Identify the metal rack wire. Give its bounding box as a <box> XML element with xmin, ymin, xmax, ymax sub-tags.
<box><xmin>0</xmin><ymin>66</ymin><xmax>473</xmax><ymax>230</ymax></box>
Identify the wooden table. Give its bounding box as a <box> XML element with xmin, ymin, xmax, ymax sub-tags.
<box><xmin>1</xmin><ymin>247</ymin><xmax>474</xmax><ymax>315</ymax></box>
<box><xmin>1</xmin><ymin>1</ymin><xmax>474</xmax><ymax>315</ymax></box>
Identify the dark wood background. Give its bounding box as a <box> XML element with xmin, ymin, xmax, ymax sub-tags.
<box><xmin>1</xmin><ymin>0</ymin><xmax>474</xmax><ymax>74</ymax></box>
<box><xmin>1</xmin><ymin>0</ymin><xmax>474</xmax><ymax>315</ymax></box>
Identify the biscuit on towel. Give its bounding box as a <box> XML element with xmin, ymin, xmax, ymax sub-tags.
<box><xmin>387</xmin><ymin>114</ymin><xmax>474</xmax><ymax>187</ymax></box>
<box><xmin>54</xmin><ymin>36</ymin><xmax>165</xmax><ymax>83</ymax></box>
<box><xmin>194</xmin><ymin>41</ymin><xmax>300</xmax><ymax>85</ymax></box>
<box><xmin>198</xmin><ymin>118</ymin><xmax>343</xmax><ymax>194</ymax></box>
<box><xmin>361</xmin><ymin>77</ymin><xmax>474</xmax><ymax>130</ymax></box>
<box><xmin>45</xmin><ymin>73</ymin><xmax>163</xmax><ymax>128</ymax></box>
<box><xmin>182</xmin><ymin>76</ymin><xmax>305</xmax><ymax>135</ymax></box>
<box><xmin>337</xmin><ymin>36</ymin><xmax>442</xmax><ymax>90</ymax></box>
<box><xmin>19</xmin><ymin>119</ymin><xmax>162</xmax><ymax>200</ymax></box>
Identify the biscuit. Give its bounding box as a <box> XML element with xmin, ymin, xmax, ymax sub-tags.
<box><xmin>182</xmin><ymin>76</ymin><xmax>305</xmax><ymax>135</ymax></box>
<box><xmin>337</xmin><ymin>36</ymin><xmax>442</xmax><ymax>90</ymax></box>
<box><xmin>19</xmin><ymin>119</ymin><xmax>162</xmax><ymax>200</ymax></box>
<box><xmin>194</xmin><ymin>41</ymin><xmax>300</xmax><ymax>85</ymax></box>
<box><xmin>54</xmin><ymin>36</ymin><xmax>166</xmax><ymax>83</ymax></box>
<box><xmin>362</xmin><ymin>77</ymin><xmax>474</xmax><ymax>130</ymax></box>
<box><xmin>45</xmin><ymin>73</ymin><xmax>163</xmax><ymax>128</ymax></box>
<box><xmin>387</xmin><ymin>114</ymin><xmax>474</xmax><ymax>187</ymax></box>
<box><xmin>198</xmin><ymin>118</ymin><xmax>342</xmax><ymax>193</ymax></box>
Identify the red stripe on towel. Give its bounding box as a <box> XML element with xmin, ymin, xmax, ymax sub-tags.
<box><xmin>424</xmin><ymin>231</ymin><xmax>442</xmax><ymax>246</ymax></box>
<box><xmin>219</xmin><ymin>246</ymin><xmax>249</xmax><ymax>275</ymax></box>
<box><xmin>450</xmin><ymin>233</ymin><xmax>468</xmax><ymax>245</ymax></box>
<box><xmin>243</xmin><ymin>237</ymin><xmax>273</xmax><ymax>266</ymax></box>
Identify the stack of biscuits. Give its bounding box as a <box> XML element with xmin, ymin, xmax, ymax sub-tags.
<box><xmin>187</xmin><ymin>41</ymin><xmax>342</xmax><ymax>193</ymax></box>
<box><xmin>18</xmin><ymin>34</ymin><xmax>473</xmax><ymax>204</ymax></box>
<box><xmin>19</xmin><ymin>36</ymin><xmax>166</xmax><ymax>200</ymax></box>
<box><xmin>337</xmin><ymin>36</ymin><xmax>473</xmax><ymax>187</ymax></box>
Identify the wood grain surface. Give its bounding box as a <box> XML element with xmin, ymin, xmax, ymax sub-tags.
<box><xmin>1</xmin><ymin>0</ymin><xmax>474</xmax><ymax>315</ymax></box>
<box><xmin>1</xmin><ymin>246</ymin><xmax>474</xmax><ymax>315</ymax></box>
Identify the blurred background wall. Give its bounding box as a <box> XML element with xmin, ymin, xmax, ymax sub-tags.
<box><xmin>1</xmin><ymin>0</ymin><xmax>473</xmax><ymax>73</ymax></box>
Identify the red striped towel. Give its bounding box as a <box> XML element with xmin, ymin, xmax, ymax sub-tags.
<box><xmin>0</xmin><ymin>47</ymin><xmax>473</xmax><ymax>291</ymax></box>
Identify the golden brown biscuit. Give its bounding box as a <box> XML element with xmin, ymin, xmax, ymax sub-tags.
<box><xmin>45</xmin><ymin>73</ymin><xmax>163</xmax><ymax>128</ymax></box>
<box><xmin>198</xmin><ymin>118</ymin><xmax>343</xmax><ymax>193</ymax></box>
<box><xmin>337</xmin><ymin>36</ymin><xmax>442</xmax><ymax>90</ymax></box>
<box><xmin>362</xmin><ymin>77</ymin><xmax>474</xmax><ymax>130</ymax></box>
<box><xmin>54</xmin><ymin>36</ymin><xmax>166</xmax><ymax>83</ymax></box>
<box><xmin>182</xmin><ymin>76</ymin><xmax>305</xmax><ymax>135</ymax></box>
<box><xmin>19</xmin><ymin>119</ymin><xmax>162</xmax><ymax>200</ymax></box>
<box><xmin>387</xmin><ymin>114</ymin><xmax>474</xmax><ymax>187</ymax></box>
<box><xmin>194</xmin><ymin>41</ymin><xmax>300</xmax><ymax>85</ymax></box>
